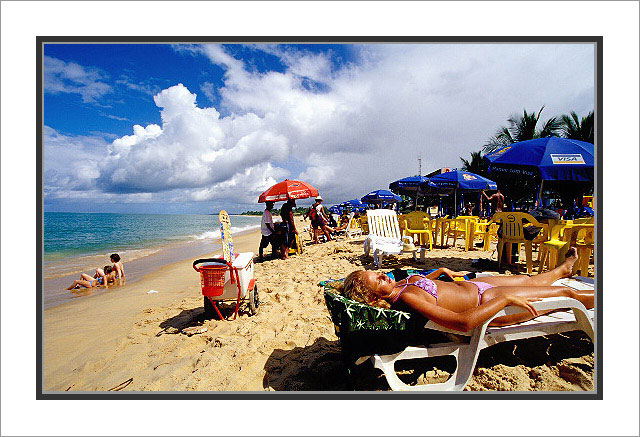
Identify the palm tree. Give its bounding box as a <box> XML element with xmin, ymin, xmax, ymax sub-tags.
<box><xmin>484</xmin><ymin>106</ymin><xmax>563</xmax><ymax>153</ymax></box>
<box><xmin>460</xmin><ymin>150</ymin><xmax>489</xmax><ymax>177</ymax></box>
<box><xmin>560</xmin><ymin>111</ymin><xmax>594</xmax><ymax>143</ymax></box>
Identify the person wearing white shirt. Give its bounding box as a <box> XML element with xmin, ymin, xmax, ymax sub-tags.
<box><xmin>259</xmin><ymin>201</ymin><xmax>277</xmax><ymax>261</ymax></box>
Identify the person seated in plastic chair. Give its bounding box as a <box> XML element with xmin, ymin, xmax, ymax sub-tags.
<box><xmin>331</xmin><ymin>248</ymin><xmax>593</xmax><ymax>331</ymax></box>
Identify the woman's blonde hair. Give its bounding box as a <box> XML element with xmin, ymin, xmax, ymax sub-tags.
<box><xmin>331</xmin><ymin>270</ymin><xmax>391</xmax><ymax>309</ymax></box>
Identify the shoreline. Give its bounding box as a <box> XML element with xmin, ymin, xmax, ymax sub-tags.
<box><xmin>43</xmin><ymin>225</ymin><xmax>261</xmax><ymax>309</ymax></box>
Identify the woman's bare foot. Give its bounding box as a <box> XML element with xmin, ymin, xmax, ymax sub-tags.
<box><xmin>559</xmin><ymin>247</ymin><xmax>579</xmax><ymax>277</ymax></box>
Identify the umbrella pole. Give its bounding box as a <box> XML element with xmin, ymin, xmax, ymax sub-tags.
<box><xmin>454</xmin><ymin>189</ymin><xmax>457</xmax><ymax>217</ymax></box>
<box><xmin>537</xmin><ymin>180</ymin><xmax>545</xmax><ymax>207</ymax></box>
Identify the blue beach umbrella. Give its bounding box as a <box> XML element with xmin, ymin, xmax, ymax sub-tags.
<box><xmin>485</xmin><ymin>136</ymin><xmax>594</xmax><ymax>205</ymax></box>
<box><xmin>485</xmin><ymin>137</ymin><xmax>594</xmax><ymax>182</ymax></box>
<box><xmin>361</xmin><ymin>189</ymin><xmax>402</xmax><ymax>205</ymax></box>
<box><xmin>389</xmin><ymin>175</ymin><xmax>431</xmax><ymax>210</ymax></box>
<box><xmin>340</xmin><ymin>199</ymin><xmax>365</xmax><ymax>208</ymax></box>
<box><xmin>425</xmin><ymin>170</ymin><xmax>497</xmax><ymax>191</ymax></box>
<box><xmin>340</xmin><ymin>199</ymin><xmax>367</xmax><ymax>212</ymax></box>
<box><xmin>389</xmin><ymin>175</ymin><xmax>430</xmax><ymax>194</ymax></box>
<box><xmin>328</xmin><ymin>205</ymin><xmax>342</xmax><ymax>214</ymax></box>
<box><xmin>419</xmin><ymin>170</ymin><xmax>497</xmax><ymax>216</ymax></box>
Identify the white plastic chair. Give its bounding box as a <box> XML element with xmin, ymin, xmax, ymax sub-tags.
<box><xmin>345</xmin><ymin>212</ymin><xmax>363</xmax><ymax>239</ymax></box>
<box><xmin>368</xmin><ymin>276</ymin><xmax>595</xmax><ymax>391</ymax></box>
<box><xmin>364</xmin><ymin>210</ymin><xmax>413</xmax><ymax>267</ymax></box>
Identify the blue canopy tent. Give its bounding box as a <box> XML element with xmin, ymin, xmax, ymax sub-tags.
<box><xmin>361</xmin><ymin>189</ymin><xmax>402</xmax><ymax>209</ymax></box>
<box><xmin>389</xmin><ymin>175</ymin><xmax>430</xmax><ymax>210</ymax></box>
<box><xmin>484</xmin><ymin>136</ymin><xmax>594</xmax><ymax>205</ymax></box>
<box><xmin>419</xmin><ymin>170</ymin><xmax>497</xmax><ymax>216</ymax></box>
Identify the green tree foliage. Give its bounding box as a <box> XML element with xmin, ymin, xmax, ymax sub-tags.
<box><xmin>560</xmin><ymin>111</ymin><xmax>594</xmax><ymax>143</ymax></box>
<box><xmin>483</xmin><ymin>106</ymin><xmax>563</xmax><ymax>154</ymax></box>
<box><xmin>459</xmin><ymin>150</ymin><xmax>489</xmax><ymax>177</ymax></box>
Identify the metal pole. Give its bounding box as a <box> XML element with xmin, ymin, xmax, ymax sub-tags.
<box><xmin>537</xmin><ymin>180</ymin><xmax>544</xmax><ymax>207</ymax></box>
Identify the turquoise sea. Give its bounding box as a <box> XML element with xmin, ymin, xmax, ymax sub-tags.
<box><xmin>42</xmin><ymin>212</ymin><xmax>263</xmax><ymax>308</ymax></box>
<box><xmin>44</xmin><ymin>212</ymin><xmax>261</xmax><ymax>261</ymax></box>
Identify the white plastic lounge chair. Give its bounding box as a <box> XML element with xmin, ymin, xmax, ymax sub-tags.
<box><xmin>364</xmin><ymin>210</ymin><xmax>413</xmax><ymax>267</ymax></box>
<box><xmin>370</xmin><ymin>276</ymin><xmax>594</xmax><ymax>391</ymax></box>
<box><xmin>324</xmin><ymin>274</ymin><xmax>594</xmax><ymax>391</ymax></box>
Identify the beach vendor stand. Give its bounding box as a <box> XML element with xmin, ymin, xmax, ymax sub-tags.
<box><xmin>192</xmin><ymin>210</ymin><xmax>258</xmax><ymax>320</ymax></box>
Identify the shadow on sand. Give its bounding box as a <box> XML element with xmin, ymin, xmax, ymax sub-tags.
<box><xmin>261</xmin><ymin>332</ymin><xmax>593</xmax><ymax>391</ymax></box>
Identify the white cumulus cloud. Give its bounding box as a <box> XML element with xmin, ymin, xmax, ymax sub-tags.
<box><xmin>45</xmin><ymin>43</ymin><xmax>595</xmax><ymax>210</ymax></box>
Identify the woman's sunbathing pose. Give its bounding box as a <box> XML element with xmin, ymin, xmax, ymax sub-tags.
<box><xmin>335</xmin><ymin>248</ymin><xmax>593</xmax><ymax>331</ymax></box>
<box><xmin>66</xmin><ymin>265</ymin><xmax>117</xmax><ymax>290</ymax></box>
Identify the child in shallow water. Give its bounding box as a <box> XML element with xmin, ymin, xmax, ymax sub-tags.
<box><xmin>332</xmin><ymin>248</ymin><xmax>593</xmax><ymax>331</ymax></box>
<box><xmin>110</xmin><ymin>253</ymin><xmax>125</xmax><ymax>279</ymax></box>
<box><xmin>66</xmin><ymin>265</ymin><xmax>117</xmax><ymax>290</ymax></box>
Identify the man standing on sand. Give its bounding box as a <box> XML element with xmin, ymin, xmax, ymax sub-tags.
<box><xmin>483</xmin><ymin>188</ymin><xmax>505</xmax><ymax>214</ymax></box>
<box><xmin>259</xmin><ymin>201</ymin><xmax>276</xmax><ymax>261</ymax></box>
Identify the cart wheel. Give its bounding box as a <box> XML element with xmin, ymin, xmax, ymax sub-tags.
<box><xmin>249</xmin><ymin>284</ymin><xmax>259</xmax><ymax>315</ymax></box>
<box><xmin>203</xmin><ymin>297</ymin><xmax>223</xmax><ymax>320</ymax></box>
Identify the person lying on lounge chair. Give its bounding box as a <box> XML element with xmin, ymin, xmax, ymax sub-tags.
<box><xmin>331</xmin><ymin>248</ymin><xmax>593</xmax><ymax>331</ymax></box>
<box><xmin>66</xmin><ymin>265</ymin><xmax>117</xmax><ymax>290</ymax></box>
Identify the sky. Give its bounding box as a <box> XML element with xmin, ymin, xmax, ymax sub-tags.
<box><xmin>43</xmin><ymin>42</ymin><xmax>595</xmax><ymax>214</ymax></box>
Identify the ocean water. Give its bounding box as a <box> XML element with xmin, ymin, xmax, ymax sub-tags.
<box><xmin>44</xmin><ymin>212</ymin><xmax>261</xmax><ymax>262</ymax></box>
<box><xmin>42</xmin><ymin>212</ymin><xmax>262</xmax><ymax>307</ymax></box>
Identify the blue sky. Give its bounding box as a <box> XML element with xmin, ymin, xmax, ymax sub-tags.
<box><xmin>43</xmin><ymin>43</ymin><xmax>595</xmax><ymax>214</ymax></box>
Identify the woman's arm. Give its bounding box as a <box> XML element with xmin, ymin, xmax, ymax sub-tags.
<box><xmin>400</xmin><ymin>292</ymin><xmax>538</xmax><ymax>332</ymax></box>
<box><xmin>423</xmin><ymin>268</ymin><xmax>466</xmax><ymax>281</ymax></box>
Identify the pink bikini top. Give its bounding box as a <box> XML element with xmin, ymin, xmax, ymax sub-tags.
<box><xmin>391</xmin><ymin>274</ymin><xmax>438</xmax><ymax>303</ymax></box>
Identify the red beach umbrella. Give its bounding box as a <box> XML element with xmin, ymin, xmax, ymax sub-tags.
<box><xmin>257</xmin><ymin>179</ymin><xmax>320</xmax><ymax>203</ymax></box>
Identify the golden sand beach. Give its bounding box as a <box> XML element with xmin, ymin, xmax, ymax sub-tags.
<box><xmin>43</xmin><ymin>217</ymin><xmax>594</xmax><ymax>392</ymax></box>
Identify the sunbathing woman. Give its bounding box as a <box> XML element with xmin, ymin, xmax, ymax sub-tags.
<box><xmin>335</xmin><ymin>248</ymin><xmax>593</xmax><ymax>331</ymax></box>
<box><xmin>66</xmin><ymin>265</ymin><xmax>116</xmax><ymax>290</ymax></box>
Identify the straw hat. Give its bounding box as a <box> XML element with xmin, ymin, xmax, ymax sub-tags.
<box><xmin>315</xmin><ymin>195</ymin><xmax>323</xmax><ymax>202</ymax></box>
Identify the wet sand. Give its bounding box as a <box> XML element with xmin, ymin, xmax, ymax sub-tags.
<box><xmin>43</xmin><ymin>217</ymin><xmax>594</xmax><ymax>392</ymax></box>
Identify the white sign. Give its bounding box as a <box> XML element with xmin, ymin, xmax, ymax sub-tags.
<box><xmin>550</xmin><ymin>154</ymin><xmax>585</xmax><ymax>164</ymax></box>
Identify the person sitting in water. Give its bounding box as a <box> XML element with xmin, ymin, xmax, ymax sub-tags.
<box><xmin>110</xmin><ymin>253</ymin><xmax>125</xmax><ymax>279</ymax></box>
<box><xmin>332</xmin><ymin>248</ymin><xmax>593</xmax><ymax>331</ymax></box>
<box><xmin>66</xmin><ymin>265</ymin><xmax>117</xmax><ymax>290</ymax></box>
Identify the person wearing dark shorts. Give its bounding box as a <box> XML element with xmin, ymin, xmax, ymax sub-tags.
<box><xmin>259</xmin><ymin>201</ymin><xmax>277</xmax><ymax>261</ymax></box>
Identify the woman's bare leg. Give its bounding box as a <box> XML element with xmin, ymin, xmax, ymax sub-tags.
<box><xmin>471</xmin><ymin>248</ymin><xmax>579</xmax><ymax>288</ymax></box>
<box><xmin>66</xmin><ymin>279</ymin><xmax>92</xmax><ymax>290</ymax></box>
<box><xmin>81</xmin><ymin>273</ymin><xmax>93</xmax><ymax>281</ymax></box>
<box><xmin>483</xmin><ymin>284</ymin><xmax>594</xmax><ymax>326</ymax></box>
<box><xmin>482</xmin><ymin>284</ymin><xmax>594</xmax><ymax>309</ymax></box>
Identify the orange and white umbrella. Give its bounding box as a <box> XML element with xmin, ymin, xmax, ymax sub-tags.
<box><xmin>257</xmin><ymin>179</ymin><xmax>319</xmax><ymax>203</ymax></box>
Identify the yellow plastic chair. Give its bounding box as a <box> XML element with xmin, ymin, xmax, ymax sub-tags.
<box><xmin>478</xmin><ymin>221</ymin><xmax>500</xmax><ymax>251</ymax></box>
<box><xmin>573</xmin><ymin>217</ymin><xmax>594</xmax><ymax>224</ymax></box>
<box><xmin>538</xmin><ymin>224</ymin><xmax>577</xmax><ymax>273</ymax></box>
<box><xmin>446</xmin><ymin>216</ymin><xmax>477</xmax><ymax>251</ymax></box>
<box><xmin>358</xmin><ymin>216</ymin><xmax>369</xmax><ymax>234</ymax></box>
<box><xmin>400</xmin><ymin>211</ymin><xmax>434</xmax><ymax>250</ymax></box>
<box><xmin>491</xmin><ymin>212</ymin><xmax>543</xmax><ymax>274</ymax></box>
<box><xmin>575</xmin><ymin>226</ymin><xmax>594</xmax><ymax>276</ymax></box>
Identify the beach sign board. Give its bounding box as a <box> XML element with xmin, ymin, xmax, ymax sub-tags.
<box><xmin>219</xmin><ymin>210</ymin><xmax>235</xmax><ymax>262</ymax></box>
